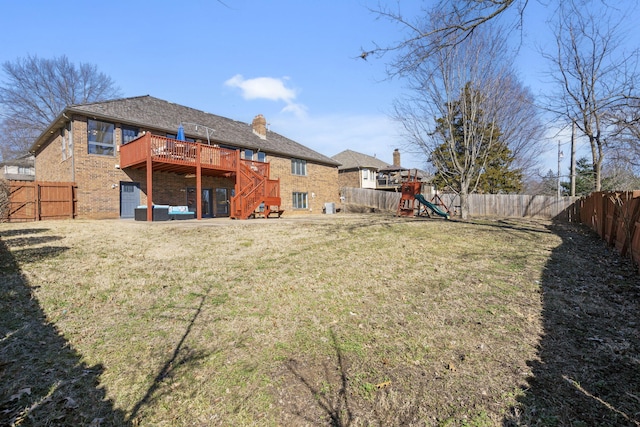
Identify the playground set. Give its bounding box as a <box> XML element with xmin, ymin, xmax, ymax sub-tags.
<box><xmin>396</xmin><ymin>171</ymin><xmax>452</xmax><ymax>219</ymax></box>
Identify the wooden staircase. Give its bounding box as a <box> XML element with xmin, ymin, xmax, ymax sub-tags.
<box><xmin>230</xmin><ymin>159</ymin><xmax>281</xmax><ymax>219</ymax></box>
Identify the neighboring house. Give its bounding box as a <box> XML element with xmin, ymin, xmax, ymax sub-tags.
<box><xmin>332</xmin><ymin>148</ymin><xmax>409</xmax><ymax>191</ymax></box>
<box><xmin>1</xmin><ymin>153</ymin><xmax>35</xmax><ymax>181</ymax></box>
<box><xmin>31</xmin><ymin>95</ymin><xmax>340</xmax><ymax>219</ymax></box>
<box><xmin>332</xmin><ymin>148</ymin><xmax>434</xmax><ymax>195</ymax></box>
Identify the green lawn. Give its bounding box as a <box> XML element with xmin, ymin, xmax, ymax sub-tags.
<box><xmin>1</xmin><ymin>215</ymin><xmax>638</xmax><ymax>426</ymax></box>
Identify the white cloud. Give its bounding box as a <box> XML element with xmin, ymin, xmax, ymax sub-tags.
<box><xmin>223</xmin><ymin>77</ymin><xmax>426</xmax><ymax>169</ymax></box>
<box><xmin>224</xmin><ymin>74</ymin><xmax>307</xmax><ymax>117</ymax></box>
<box><xmin>281</xmin><ymin>102</ymin><xmax>308</xmax><ymax>117</ymax></box>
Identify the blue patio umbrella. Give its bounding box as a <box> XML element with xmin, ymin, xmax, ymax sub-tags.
<box><xmin>176</xmin><ymin>124</ymin><xmax>185</xmax><ymax>141</ymax></box>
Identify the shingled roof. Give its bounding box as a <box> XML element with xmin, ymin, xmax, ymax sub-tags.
<box><xmin>32</xmin><ymin>95</ymin><xmax>339</xmax><ymax>166</ymax></box>
<box><xmin>331</xmin><ymin>149</ymin><xmax>392</xmax><ymax>171</ymax></box>
<box><xmin>0</xmin><ymin>152</ymin><xmax>34</xmax><ymax>168</ymax></box>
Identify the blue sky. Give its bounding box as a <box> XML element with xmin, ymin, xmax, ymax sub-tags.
<box><xmin>1</xmin><ymin>0</ymin><xmax>638</xmax><ymax>174</ymax></box>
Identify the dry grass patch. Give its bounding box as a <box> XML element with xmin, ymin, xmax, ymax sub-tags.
<box><xmin>1</xmin><ymin>215</ymin><xmax>639</xmax><ymax>426</ymax></box>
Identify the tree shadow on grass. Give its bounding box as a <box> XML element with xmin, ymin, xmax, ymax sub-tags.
<box><xmin>505</xmin><ymin>220</ymin><xmax>640</xmax><ymax>426</ymax></box>
<box><xmin>280</xmin><ymin>329</ymin><xmax>425</xmax><ymax>426</ymax></box>
<box><xmin>284</xmin><ymin>329</ymin><xmax>354</xmax><ymax>426</ymax></box>
<box><xmin>126</xmin><ymin>287</ymin><xmax>214</xmax><ymax>424</ymax></box>
<box><xmin>0</xmin><ymin>228</ymin><xmax>130</xmax><ymax>426</ymax></box>
<box><xmin>466</xmin><ymin>217</ymin><xmax>558</xmax><ymax>237</ymax></box>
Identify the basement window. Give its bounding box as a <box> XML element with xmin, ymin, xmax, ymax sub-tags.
<box><xmin>292</xmin><ymin>192</ymin><xmax>308</xmax><ymax>209</ymax></box>
<box><xmin>88</xmin><ymin>119</ymin><xmax>115</xmax><ymax>156</ymax></box>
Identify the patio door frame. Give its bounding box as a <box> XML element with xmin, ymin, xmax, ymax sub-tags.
<box><xmin>214</xmin><ymin>187</ymin><xmax>231</xmax><ymax>217</ymax></box>
<box><xmin>187</xmin><ymin>187</ymin><xmax>213</xmax><ymax>218</ymax></box>
<box><xmin>120</xmin><ymin>181</ymin><xmax>140</xmax><ymax>218</ymax></box>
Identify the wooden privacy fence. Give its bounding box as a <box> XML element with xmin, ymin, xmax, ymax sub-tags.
<box><xmin>341</xmin><ymin>187</ymin><xmax>577</xmax><ymax>219</ymax></box>
<box><xmin>342</xmin><ymin>187</ymin><xmax>402</xmax><ymax>213</ymax></box>
<box><xmin>3</xmin><ymin>181</ymin><xmax>77</xmax><ymax>222</ymax></box>
<box><xmin>451</xmin><ymin>193</ymin><xmax>577</xmax><ymax>219</ymax></box>
<box><xmin>570</xmin><ymin>191</ymin><xmax>640</xmax><ymax>269</ymax></box>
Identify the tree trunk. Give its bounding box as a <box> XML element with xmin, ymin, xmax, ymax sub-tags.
<box><xmin>459</xmin><ymin>186</ymin><xmax>470</xmax><ymax>219</ymax></box>
<box><xmin>594</xmin><ymin>161</ymin><xmax>602</xmax><ymax>191</ymax></box>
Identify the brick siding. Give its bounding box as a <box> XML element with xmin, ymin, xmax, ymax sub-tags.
<box><xmin>268</xmin><ymin>156</ymin><xmax>339</xmax><ymax>214</ymax></box>
<box><xmin>338</xmin><ymin>170</ymin><xmax>361</xmax><ymax>189</ymax></box>
<box><xmin>35</xmin><ymin>113</ymin><xmax>339</xmax><ymax>218</ymax></box>
<box><xmin>34</xmin><ymin>127</ymin><xmax>74</xmax><ymax>182</ymax></box>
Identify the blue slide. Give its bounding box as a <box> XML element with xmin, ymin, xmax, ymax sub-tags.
<box><xmin>414</xmin><ymin>194</ymin><xmax>450</xmax><ymax>219</ymax></box>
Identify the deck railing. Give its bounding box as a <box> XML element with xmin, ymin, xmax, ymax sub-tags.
<box><xmin>266</xmin><ymin>179</ymin><xmax>280</xmax><ymax>199</ymax></box>
<box><xmin>120</xmin><ymin>133</ymin><xmax>238</xmax><ymax>171</ymax></box>
<box><xmin>230</xmin><ymin>159</ymin><xmax>281</xmax><ymax>218</ymax></box>
<box><xmin>376</xmin><ymin>177</ymin><xmax>401</xmax><ymax>189</ymax></box>
<box><xmin>120</xmin><ymin>132</ymin><xmax>281</xmax><ymax>219</ymax></box>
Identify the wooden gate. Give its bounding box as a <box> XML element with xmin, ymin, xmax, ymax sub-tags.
<box><xmin>5</xmin><ymin>181</ymin><xmax>76</xmax><ymax>222</ymax></box>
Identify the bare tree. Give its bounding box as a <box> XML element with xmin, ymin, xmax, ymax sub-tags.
<box><xmin>363</xmin><ymin>1</ymin><xmax>631</xmax><ymax>71</ymax></box>
<box><xmin>602</xmin><ymin>157</ymin><xmax>640</xmax><ymax>190</ymax></box>
<box><xmin>0</xmin><ymin>55</ymin><xmax>121</xmax><ymax>160</ymax></box>
<box><xmin>393</xmin><ymin>24</ymin><xmax>542</xmax><ymax>219</ymax></box>
<box><xmin>0</xmin><ymin>116</ymin><xmax>41</xmax><ymax>161</ymax></box>
<box><xmin>542</xmin><ymin>1</ymin><xmax>639</xmax><ymax>191</ymax></box>
<box><xmin>0</xmin><ymin>178</ymin><xmax>9</xmax><ymax>222</ymax></box>
<box><xmin>489</xmin><ymin>74</ymin><xmax>543</xmax><ymax>175</ymax></box>
<box><xmin>611</xmin><ymin>99</ymin><xmax>640</xmax><ymax>171</ymax></box>
<box><xmin>363</xmin><ymin>1</ymin><xmax>529</xmax><ymax>75</ymax></box>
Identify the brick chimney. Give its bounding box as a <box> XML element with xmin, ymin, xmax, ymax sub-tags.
<box><xmin>252</xmin><ymin>114</ymin><xmax>267</xmax><ymax>139</ymax></box>
<box><xmin>393</xmin><ymin>148</ymin><xmax>401</xmax><ymax>167</ymax></box>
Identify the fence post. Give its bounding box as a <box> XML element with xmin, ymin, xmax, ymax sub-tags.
<box><xmin>67</xmin><ymin>183</ymin><xmax>71</xmax><ymax>219</ymax></box>
<box><xmin>599</xmin><ymin>192</ymin><xmax>606</xmax><ymax>238</ymax></box>
<box><xmin>608</xmin><ymin>194</ymin><xmax>619</xmax><ymax>247</ymax></box>
<box><xmin>36</xmin><ymin>182</ymin><xmax>41</xmax><ymax>221</ymax></box>
<box><xmin>620</xmin><ymin>197</ymin><xmax>640</xmax><ymax>257</ymax></box>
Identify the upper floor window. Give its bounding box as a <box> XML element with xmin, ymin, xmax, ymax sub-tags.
<box><xmin>61</xmin><ymin>122</ymin><xmax>72</xmax><ymax>160</ymax></box>
<box><xmin>291</xmin><ymin>158</ymin><xmax>307</xmax><ymax>176</ymax></box>
<box><xmin>88</xmin><ymin>119</ymin><xmax>115</xmax><ymax>156</ymax></box>
<box><xmin>245</xmin><ymin>150</ymin><xmax>267</xmax><ymax>162</ymax></box>
<box><xmin>61</xmin><ymin>128</ymin><xmax>67</xmax><ymax>161</ymax></box>
<box><xmin>122</xmin><ymin>125</ymin><xmax>139</xmax><ymax>144</ymax></box>
<box><xmin>167</xmin><ymin>132</ymin><xmax>194</xmax><ymax>142</ymax></box>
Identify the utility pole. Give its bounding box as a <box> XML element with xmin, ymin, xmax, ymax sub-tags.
<box><xmin>570</xmin><ymin>121</ymin><xmax>576</xmax><ymax>197</ymax></box>
<box><xmin>557</xmin><ymin>140</ymin><xmax>564</xmax><ymax>198</ymax></box>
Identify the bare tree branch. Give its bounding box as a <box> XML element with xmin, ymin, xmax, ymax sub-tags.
<box><xmin>363</xmin><ymin>0</ymin><xmax>528</xmax><ymax>76</ymax></box>
<box><xmin>541</xmin><ymin>0</ymin><xmax>639</xmax><ymax>190</ymax></box>
<box><xmin>393</xmin><ymin>24</ymin><xmax>542</xmax><ymax>218</ymax></box>
<box><xmin>0</xmin><ymin>55</ymin><xmax>121</xmax><ymax>160</ymax></box>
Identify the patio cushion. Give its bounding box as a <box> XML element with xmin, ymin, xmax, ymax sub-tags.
<box><xmin>168</xmin><ymin>205</ymin><xmax>190</xmax><ymax>214</ymax></box>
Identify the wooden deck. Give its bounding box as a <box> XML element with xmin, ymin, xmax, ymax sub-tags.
<box><xmin>120</xmin><ymin>133</ymin><xmax>239</xmax><ymax>176</ymax></box>
<box><xmin>119</xmin><ymin>133</ymin><xmax>281</xmax><ymax>220</ymax></box>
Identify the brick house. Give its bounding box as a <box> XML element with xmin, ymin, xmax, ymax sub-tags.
<box><xmin>31</xmin><ymin>95</ymin><xmax>340</xmax><ymax>219</ymax></box>
<box><xmin>1</xmin><ymin>153</ymin><xmax>35</xmax><ymax>181</ymax></box>
<box><xmin>332</xmin><ymin>148</ymin><xmax>412</xmax><ymax>191</ymax></box>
